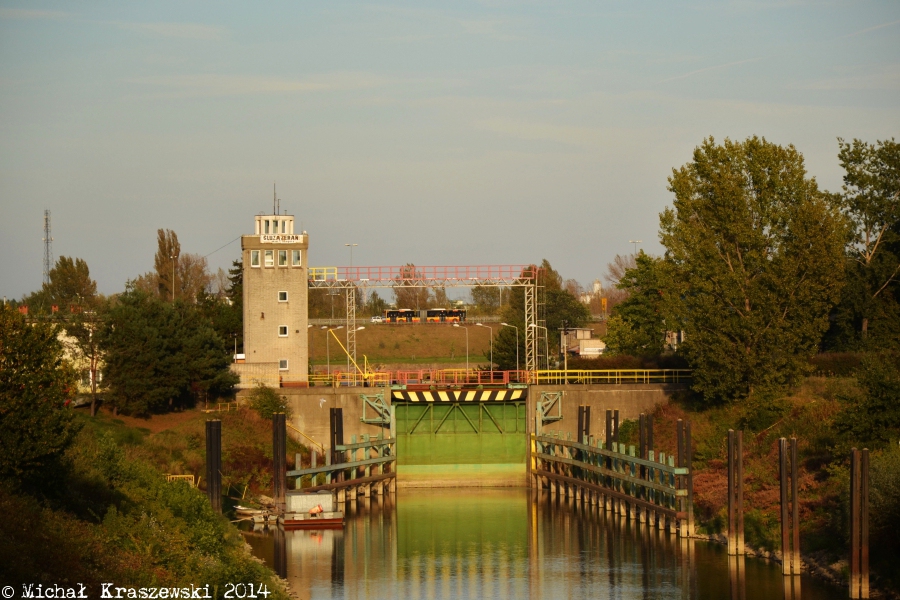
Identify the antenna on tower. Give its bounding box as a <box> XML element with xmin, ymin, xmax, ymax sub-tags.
<box><xmin>42</xmin><ymin>209</ymin><xmax>53</xmax><ymax>286</ymax></box>
<box><xmin>273</xmin><ymin>183</ymin><xmax>277</xmax><ymax>215</ymax></box>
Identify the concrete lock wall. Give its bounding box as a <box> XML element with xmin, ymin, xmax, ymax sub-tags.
<box><xmin>239</xmin><ymin>383</ymin><xmax>684</xmax><ymax>486</ymax></box>
<box><xmin>236</xmin><ymin>387</ymin><xmax>390</xmax><ymax>454</ymax></box>
<box><xmin>527</xmin><ymin>384</ymin><xmax>685</xmax><ymax>441</ymax></box>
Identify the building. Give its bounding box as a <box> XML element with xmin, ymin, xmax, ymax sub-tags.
<box><xmin>238</xmin><ymin>213</ymin><xmax>309</xmax><ymax>387</ymax></box>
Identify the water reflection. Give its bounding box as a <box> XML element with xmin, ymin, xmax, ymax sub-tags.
<box><xmin>243</xmin><ymin>488</ymin><xmax>843</xmax><ymax>600</ymax></box>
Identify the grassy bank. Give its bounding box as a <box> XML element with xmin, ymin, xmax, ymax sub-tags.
<box><xmin>0</xmin><ymin>408</ymin><xmax>300</xmax><ymax>595</ymax></box>
<box><xmin>308</xmin><ymin>323</ymin><xmax>494</xmax><ymax>364</ymax></box>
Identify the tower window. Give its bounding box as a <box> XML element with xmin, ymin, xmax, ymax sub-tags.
<box><xmin>264</xmin><ymin>220</ymin><xmax>270</xmax><ymax>234</ymax></box>
<box><xmin>264</xmin><ymin>250</ymin><xmax>274</xmax><ymax>267</ymax></box>
<box><xmin>292</xmin><ymin>250</ymin><xmax>302</xmax><ymax>266</ymax></box>
<box><xmin>278</xmin><ymin>325</ymin><xmax>288</xmax><ymax>337</ymax></box>
<box><xmin>282</xmin><ymin>221</ymin><xmax>287</xmax><ymax>233</ymax></box>
<box><xmin>279</xmin><ymin>359</ymin><xmax>288</xmax><ymax>370</ymax></box>
<box><xmin>278</xmin><ymin>291</ymin><xmax>288</xmax><ymax>302</ymax></box>
<box><xmin>250</xmin><ymin>250</ymin><xmax>260</xmax><ymax>267</ymax></box>
<box><xmin>278</xmin><ymin>250</ymin><xmax>287</xmax><ymax>266</ymax></box>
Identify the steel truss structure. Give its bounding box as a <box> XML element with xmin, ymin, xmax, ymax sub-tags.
<box><xmin>308</xmin><ymin>265</ymin><xmax>544</xmax><ymax>372</ymax></box>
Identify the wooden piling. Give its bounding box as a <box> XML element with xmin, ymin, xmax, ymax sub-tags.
<box><xmin>273</xmin><ymin>413</ymin><xmax>286</xmax><ymax>506</ymax></box>
<box><xmin>779</xmin><ymin>437</ymin><xmax>800</xmax><ymax>575</ymax></box>
<box><xmin>727</xmin><ymin>429</ymin><xmax>744</xmax><ymax>555</ymax></box>
<box><xmin>205</xmin><ymin>419</ymin><xmax>222</xmax><ymax>513</ymax></box>
<box><xmin>850</xmin><ymin>448</ymin><xmax>870</xmax><ymax>599</ymax></box>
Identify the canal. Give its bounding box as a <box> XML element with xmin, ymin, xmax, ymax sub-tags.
<box><xmin>242</xmin><ymin>488</ymin><xmax>844</xmax><ymax>599</ymax></box>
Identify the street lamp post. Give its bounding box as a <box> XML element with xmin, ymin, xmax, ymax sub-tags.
<box><xmin>476</xmin><ymin>323</ymin><xmax>493</xmax><ymax>371</ymax></box>
<box><xmin>629</xmin><ymin>239</ymin><xmax>643</xmax><ymax>255</ymax></box>
<box><xmin>529</xmin><ymin>323</ymin><xmax>550</xmax><ymax>370</ymax></box>
<box><xmin>500</xmin><ymin>322</ymin><xmax>519</xmax><ymax>373</ymax></box>
<box><xmin>453</xmin><ymin>323</ymin><xmax>469</xmax><ymax>375</ymax></box>
<box><xmin>345</xmin><ymin>243</ymin><xmax>358</xmax><ymax>273</ymax></box>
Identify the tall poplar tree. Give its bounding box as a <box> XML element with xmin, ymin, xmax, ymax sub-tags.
<box><xmin>660</xmin><ymin>136</ymin><xmax>847</xmax><ymax>403</ymax></box>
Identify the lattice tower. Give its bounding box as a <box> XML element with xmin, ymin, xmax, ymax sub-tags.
<box><xmin>42</xmin><ymin>209</ymin><xmax>53</xmax><ymax>286</ymax></box>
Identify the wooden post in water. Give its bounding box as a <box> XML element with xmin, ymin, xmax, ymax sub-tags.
<box><xmin>205</xmin><ymin>419</ymin><xmax>222</xmax><ymax>513</ymax></box>
<box><xmin>727</xmin><ymin>430</ymin><xmax>744</xmax><ymax>554</ymax></box>
<box><xmin>686</xmin><ymin>421</ymin><xmax>694</xmax><ymax>536</ymax></box>
<box><xmin>330</xmin><ymin>407</ymin><xmax>344</xmax><ymax>483</ymax></box>
<box><xmin>273</xmin><ymin>413</ymin><xmax>286</xmax><ymax>507</ymax></box>
<box><xmin>850</xmin><ymin>448</ymin><xmax>870</xmax><ymax>599</ymax></box>
<box><xmin>779</xmin><ymin>437</ymin><xmax>801</xmax><ymax>575</ymax></box>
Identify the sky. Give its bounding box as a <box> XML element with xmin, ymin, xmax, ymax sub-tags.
<box><xmin>1</xmin><ymin>1</ymin><xmax>898</xmax><ymax>301</ymax></box>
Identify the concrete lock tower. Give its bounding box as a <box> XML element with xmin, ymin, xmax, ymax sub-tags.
<box><xmin>241</xmin><ymin>212</ymin><xmax>309</xmax><ymax>386</ymax></box>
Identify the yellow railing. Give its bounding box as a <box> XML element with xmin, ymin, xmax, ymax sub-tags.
<box><xmin>286</xmin><ymin>422</ymin><xmax>325</xmax><ymax>454</ymax></box>
<box><xmin>166</xmin><ymin>474</ymin><xmax>198</xmax><ymax>487</ymax></box>
<box><xmin>530</xmin><ymin>369</ymin><xmax>692</xmax><ymax>385</ymax></box>
<box><xmin>309</xmin><ymin>267</ymin><xmax>338</xmax><ymax>281</ymax></box>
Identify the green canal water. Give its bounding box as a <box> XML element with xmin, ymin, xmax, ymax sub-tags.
<box><xmin>242</xmin><ymin>488</ymin><xmax>845</xmax><ymax>599</ymax></box>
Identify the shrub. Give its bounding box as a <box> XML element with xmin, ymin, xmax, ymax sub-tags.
<box><xmin>247</xmin><ymin>384</ymin><xmax>291</xmax><ymax>420</ymax></box>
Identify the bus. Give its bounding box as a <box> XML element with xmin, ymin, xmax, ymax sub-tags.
<box><xmin>383</xmin><ymin>308</ymin><xmax>467</xmax><ymax>323</ymax></box>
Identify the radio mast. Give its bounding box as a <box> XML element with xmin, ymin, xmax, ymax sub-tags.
<box><xmin>43</xmin><ymin>209</ymin><xmax>53</xmax><ymax>286</ymax></box>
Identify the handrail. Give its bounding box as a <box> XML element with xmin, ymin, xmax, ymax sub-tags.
<box><xmin>286</xmin><ymin>422</ymin><xmax>325</xmax><ymax>455</ymax></box>
<box><xmin>305</xmin><ymin>368</ymin><xmax>692</xmax><ymax>387</ymax></box>
<box><xmin>530</xmin><ymin>369</ymin><xmax>692</xmax><ymax>385</ymax></box>
<box><xmin>287</xmin><ymin>436</ymin><xmax>396</xmax><ymax>492</ymax></box>
<box><xmin>532</xmin><ymin>432</ymin><xmax>690</xmax><ymax>528</ymax></box>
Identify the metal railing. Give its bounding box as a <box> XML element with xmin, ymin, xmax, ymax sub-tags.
<box><xmin>530</xmin><ymin>369</ymin><xmax>692</xmax><ymax>385</ymax></box>
<box><xmin>166</xmin><ymin>474</ymin><xmax>198</xmax><ymax>487</ymax></box>
<box><xmin>532</xmin><ymin>431</ymin><xmax>692</xmax><ymax>535</ymax></box>
<box><xmin>288</xmin><ymin>435</ymin><xmax>396</xmax><ymax>494</ymax></box>
<box><xmin>302</xmin><ymin>369</ymin><xmax>692</xmax><ymax>387</ymax></box>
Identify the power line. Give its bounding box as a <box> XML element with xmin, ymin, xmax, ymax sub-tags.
<box><xmin>203</xmin><ymin>236</ymin><xmax>241</xmax><ymax>259</ymax></box>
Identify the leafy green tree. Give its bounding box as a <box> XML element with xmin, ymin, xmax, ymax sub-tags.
<box><xmin>492</xmin><ymin>260</ymin><xmax>588</xmax><ymax>369</ymax></box>
<box><xmin>605</xmin><ymin>252</ymin><xmax>667</xmax><ymax>357</ymax></box>
<box><xmin>22</xmin><ymin>256</ymin><xmax>98</xmax><ymax>314</ymax></box>
<box><xmin>100</xmin><ymin>289</ymin><xmax>237</xmax><ymax>416</ymax></box>
<box><xmin>0</xmin><ymin>305</ymin><xmax>79</xmax><ymax>487</ymax></box>
<box><xmin>827</xmin><ymin>138</ymin><xmax>900</xmax><ymax>350</ymax></box>
<box><xmin>197</xmin><ymin>258</ymin><xmax>243</xmax><ymax>357</ymax></box>
<box><xmin>365</xmin><ymin>290</ymin><xmax>388</xmax><ymax>317</ymax></box>
<box><xmin>471</xmin><ymin>284</ymin><xmax>501</xmax><ymax>315</ymax></box>
<box><xmin>248</xmin><ymin>384</ymin><xmax>292</xmax><ymax>420</ymax></box>
<box><xmin>62</xmin><ymin>295</ymin><xmax>107</xmax><ymax>416</ymax></box>
<box><xmin>660</xmin><ymin>136</ymin><xmax>848</xmax><ymax>403</ymax></box>
<box><xmin>836</xmin><ymin>350</ymin><xmax>900</xmax><ymax>449</ymax></box>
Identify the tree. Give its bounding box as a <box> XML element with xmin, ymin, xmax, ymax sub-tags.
<box><xmin>836</xmin><ymin>350</ymin><xmax>900</xmax><ymax>449</ymax></box>
<box><xmin>0</xmin><ymin>305</ymin><xmax>79</xmax><ymax>487</ymax></box>
<box><xmin>471</xmin><ymin>284</ymin><xmax>501</xmax><ymax>315</ymax></box>
<box><xmin>604</xmin><ymin>252</ymin><xmax>667</xmax><ymax>357</ymax></box>
<box><xmin>365</xmin><ymin>290</ymin><xmax>387</xmax><ymax>317</ymax></box>
<box><xmin>100</xmin><ymin>289</ymin><xmax>237</xmax><ymax>416</ymax></box>
<box><xmin>393</xmin><ymin>264</ymin><xmax>431</xmax><ymax>310</ymax></box>
<box><xmin>154</xmin><ymin>229</ymin><xmax>181</xmax><ymax>301</ymax></box>
<box><xmin>660</xmin><ymin>136</ymin><xmax>848</xmax><ymax>403</ymax></box>
<box><xmin>62</xmin><ymin>295</ymin><xmax>107</xmax><ymax>417</ymax></box>
<box><xmin>603</xmin><ymin>253</ymin><xmax>637</xmax><ymax>311</ymax></box>
<box><xmin>21</xmin><ymin>256</ymin><xmax>98</xmax><ymax>314</ymax></box>
<box><xmin>827</xmin><ymin>138</ymin><xmax>900</xmax><ymax>349</ymax></box>
<box><xmin>492</xmin><ymin>260</ymin><xmax>588</xmax><ymax>368</ymax></box>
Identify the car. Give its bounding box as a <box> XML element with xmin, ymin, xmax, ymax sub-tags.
<box><xmin>370</xmin><ymin>316</ymin><xmax>384</xmax><ymax>323</ymax></box>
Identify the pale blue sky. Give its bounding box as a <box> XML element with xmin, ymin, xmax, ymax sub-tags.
<box><xmin>1</xmin><ymin>1</ymin><xmax>898</xmax><ymax>299</ymax></box>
